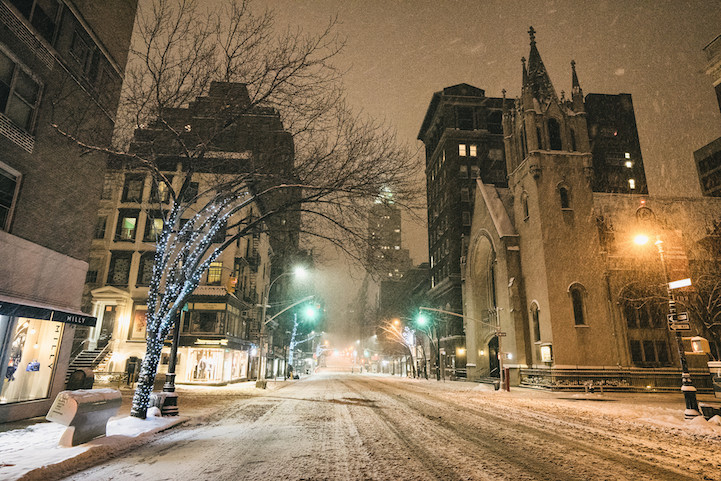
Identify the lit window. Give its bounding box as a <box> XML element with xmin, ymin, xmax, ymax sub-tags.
<box><xmin>394</xmin><ymin>246</ymin><xmax>400</xmax><ymax>250</ymax></box>
<box><xmin>207</xmin><ymin>261</ymin><xmax>223</xmax><ymax>285</ymax></box>
<box><xmin>144</xmin><ymin>214</ymin><xmax>164</xmax><ymax>242</ymax></box>
<box><xmin>629</xmin><ymin>179</ymin><xmax>636</xmax><ymax>190</ymax></box>
<box><xmin>459</xmin><ymin>144</ymin><xmax>467</xmax><ymax>156</ymax></box>
<box><xmin>625</xmin><ymin>161</ymin><xmax>633</xmax><ymax>169</ymax></box>
<box><xmin>469</xmin><ymin>144</ymin><xmax>477</xmax><ymax>157</ymax></box>
<box><xmin>116</xmin><ymin>210</ymin><xmax>139</xmax><ymax>241</ymax></box>
<box><xmin>625</xmin><ymin>152</ymin><xmax>631</xmax><ymax>159</ymax></box>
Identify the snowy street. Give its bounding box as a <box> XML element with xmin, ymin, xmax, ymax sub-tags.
<box><xmin>59</xmin><ymin>368</ymin><xmax>721</xmax><ymax>481</ymax></box>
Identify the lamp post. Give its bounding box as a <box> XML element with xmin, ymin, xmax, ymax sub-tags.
<box><xmin>635</xmin><ymin>234</ymin><xmax>700</xmax><ymax>419</ymax></box>
<box><xmin>257</xmin><ymin>266</ymin><xmax>307</xmax><ymax>383</ymax></box>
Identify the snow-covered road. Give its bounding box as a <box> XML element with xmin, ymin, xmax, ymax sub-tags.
<box><xmin>63</xmin><ymin>372</ymin><xmax>721</xmax><ymax>480</ymax></box>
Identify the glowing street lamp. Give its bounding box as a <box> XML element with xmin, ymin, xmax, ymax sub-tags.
<box><xmin>634</xmin><ymin>233</ymin><xmax>700</xmax><ymax>418</ymax></box>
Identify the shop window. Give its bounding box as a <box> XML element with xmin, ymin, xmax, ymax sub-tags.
<box><xmin>0</xmin><ymin>317</ymin><xmax>62</xmax><ymax>404</ymax></box>
<box><xmin>115</xmin><ymin>209</ymin><xmax>139</xmax><ymax>241</ymax></box>
<box><xmin>570</xmin><ymin>284</ymin><xmax>586</xmax><ymax>325</ymax></box>
<box><xmin>0</xmin><ymin>162</ymin><xmax>21</xmax><ymax>231</ymax></box>
<box><xmin>531</xmin><ymin>303</ymin><xmax>541</xmax><ymax>342</ymax></box>
<box><xmin>122</xmin><ymin>174</ymin><xmax>144</xmax><ymax>203</ymax></box>
<box><xmin>94</xmin><ymin>215</ymin><xmax>107</xmax><ymax>239</ymax></box>
<box><xmin>107</xmin><ymin>251</ymin><xmax>132</xmax><ymax>286</ymax></box>
<box><xmin>129</xmin><ymin>308</ymin><xmax>148</xmax><ymax>340</ymax></box>
<box><xmin>207</xmin><ymin>261</ymin><xmax>223</xmax><ymax>285</ymax></box>
<box><xmin>0</xmin><ymin>49</ymin><xmax>41</xmax><ymax>132</ymax></box>
<box><xmin>136</xmin><ymin>252</ymin><xmax>155</xmax><ymax>286</ymax></box>
<box><xmin>143</xmin><ymin>211</ymin><xmax>164</xmax><ymax>242</ymax></box>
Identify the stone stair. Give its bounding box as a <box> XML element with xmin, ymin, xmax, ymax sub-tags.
<box><xmin>65</xmin><ymin>345</ymin><xmax>112</xmax><ymax>383</ymax></box>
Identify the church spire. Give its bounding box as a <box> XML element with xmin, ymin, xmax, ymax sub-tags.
<box><xmin>571</xmin><ymin>59</ymin><xmax>584</xmax><ymax>111</ymax></box>
<box><xmin>525</xmin><ymin>26</ymin><xmax>557</xmax><ymax>106</ymax></box>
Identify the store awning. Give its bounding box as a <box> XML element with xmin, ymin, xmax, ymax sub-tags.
<box><xmin>0</xmin><ymin>294</ymin><xmax>96</xmax><ymax>327</ymax></box>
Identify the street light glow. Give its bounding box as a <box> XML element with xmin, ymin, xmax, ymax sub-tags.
<box><xmin>633</xmin><ymin>234</ymin><xmax>649</xmax><ymax>245</ymax></box>
<box><xmin>293</xmin><ymin>266</ymin><xmax>308</xmax><ymax>279</ymax></box>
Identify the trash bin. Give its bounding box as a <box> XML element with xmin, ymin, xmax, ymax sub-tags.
<box><xmin>66</xmin><ymin>368</ymin><xmax>94</xmax><ymax>390</ymax></box>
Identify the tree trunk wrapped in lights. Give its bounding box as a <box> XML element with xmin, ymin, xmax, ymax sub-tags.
<box><xmin>54</xmin><ymin>0</ymin><xmax>421</xmax><ymax>419</ymax></box>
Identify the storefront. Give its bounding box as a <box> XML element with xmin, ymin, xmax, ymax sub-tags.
<box><xmin>0</xmin><ymin>298</ymin><xmax>95</xmax><ymax>419</ymax></box>
<box><xmin>177</xmin><ymin>341</ymin><xmax>250</xmax><ymax>384</ymax></box>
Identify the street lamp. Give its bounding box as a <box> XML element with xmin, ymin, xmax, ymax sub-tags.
<box><xmin>257</xmin><ymin>266</ymin><xmax>307</xmax><ymax>383</ymax></box>
<box><xmin>635</xmin><ymin>234</ymin><xmax>700</xmax><ymax>419</ymax></box>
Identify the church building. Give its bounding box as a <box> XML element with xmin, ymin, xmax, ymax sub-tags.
<box><xmin>464</xmin><ymin>28</ymin><xmax>721</xmax><ymax>390</ymax></box>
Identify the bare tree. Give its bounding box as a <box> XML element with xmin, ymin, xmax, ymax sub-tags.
<box><xmin>379</xmin><ymin>319</ymin><xmax>417</xmax><ymax>378</ymax></box>
<box><xmin>54</xmin><ymin>0</ymin><xmax>421</xmax><ymax>417</ymax></box>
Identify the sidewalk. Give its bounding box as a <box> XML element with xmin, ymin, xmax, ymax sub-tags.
<box><xmin>0</xmin><ymin>379</ymin><xmax>289</xmax><ymax>481</ymax></box>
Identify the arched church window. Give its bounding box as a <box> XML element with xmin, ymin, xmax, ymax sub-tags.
<box><xmin>521</xmin><ymin>193</ymin><xmax>529</xmax><ymax>220</ymax></box>
<box><xmin>559</xmin><ymin>186</ymin><xmax>571</xmax><ymax>209</ymax></box>
<box><xmin>569</xmin><ymin>285</ymin><xmax>586</xmax><ymax>325</ymax></box>
<box><xmin>531</xmin><ymin>302</ymin><xmax>541</xmax><ymax>342</ymax></box>
<box><xmin>548</xmin><ymin>118</ymin><xmax>562</xmax><ymax>150</ymax></box>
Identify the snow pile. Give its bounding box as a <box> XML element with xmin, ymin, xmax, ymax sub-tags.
<box><xmin>0</xmin><ymin>414</ymin><xmax>184</xmax><ymax>481</ymax></box>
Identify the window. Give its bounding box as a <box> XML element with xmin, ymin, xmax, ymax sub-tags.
<box><xmin>458</xmin><ymin>144</ymin><xmax>467</xmax><ymax>157</ymax></box>
<box><xmin>643</xmin><ymin>340</ymin><xmax>656</xmax><ymax>362</ymax></box>
<box><xmin>85</xmin><ymin>257</ymin><xmax>103</xmax><ymax>284</ymax></box>
<box><xmin>150</xmin><ymin>176</ymin><xmax>173</xmax><ymax>204</ymax></box>
<box><xmin>182</xmin><ymin>182</ymin><xmax>199</xmax><ymax>202</ymax></box>
<box><xmin>107</xmin><ymin>251</ymin><xmax>132</xmax><ymax>286</ymax></box>
<box><xmin>457</xmin><ymin>106</ymin><xmax>474</xmax><ymax>130</ymax></box>
<box><xmin>94</xmin><ymin>215</ymin><xmax>107</xmax><ymax>239</ymax></box>
<box><xmin>548</xmin><ymin>119</ymin><xmax>562</xmax><ymax>150</ymax></box>
<box><xmin>143</xmin><ymin>211</ymin><xmax>164</xmax><ymax>242</ymax></box>
<box><xmin>461</xmin><ymin>188</ymin><xmax>470</xmax><ymax>202</ymax></box>
<box><xmin>630</xmin><ymin>340</ymin><xmax>643</xmax><ymax>363</ymax></box>
<box><xmin>207</xmin><ymin>261</ymin><xmax>223</xmax><ymax>285</ymax></box>
<box><xmin>0</xmin><ymin>50</ymin><xmax>41</xmax><ymax>132</ymax></box>
<box><xmin>489</xmin><ymin>148</ymin><xmax>503</xmax><ymax>161</ymax></box>
<box><xmin>189</xmin><ymin>310</ymin><xmax>224</xmax><ymax>334</ymax></box>
<box><xmin>621</xmin><ymin>290</ymin><xmax>665</xmax><ymax>329</ymax></box>
<box><xmin>656</xmin><ymin>341</ymin><xmax>670</xmax><ymax>365</ymax></box>
<box><xmin>570</xmin><ymin>285</ymin><xmax>585</xmax><ymax>325</ymax></box>
<box><xmin>470</xmin><ymin>165</ymin><xmax>480</xmax><ymax>179</ymax></box>
<box><xmin>629</xmin><ymin>179</ymin><xmax>636</xmax><ymax>190</ymax></box>
<box><xmin>522</xmin><ymin>194</ymin><xmax>529</xmax><ymax>220</ymax></box>
<box><xmin>122</xmin><ymin>174</ymin><xmax>144</xmax><ymax>203</ymax></box>
<box><xmin>570</xmin><ymin>129</ymin><xmax>577</xmax><ymax>151</ymax></box>
<box><xmin>459</xmin><ymin>165</ymin><xmax>468</xmax><ymax>178</ymax></box>
<box><xmin>469</xmin><ymin>144</ymin><xmax>477</xmax><ymax>157</ymax></box>
<box><xmin>115</xmin><ymin>209</ymin><xmax>139</xmax><ymax>241</ymax></box>
<box><xmin>0</xmin><ymin>163</ymin><xmax>20</xmax><ymax>231</ymax></box>
<box><xmin>137</xmin><ymin>252</ymin><xmax>155</xmax><ymax>286</ymax></box>
<box><xmin>10</xmin><ymin>0</ymin><xmax>59</xmax><ymax>44</ymax></box>
<box><xmin>536</xmin><ymin>128</ymin><xmax>543</xmax><ymax>150</ymax></box>
<box><xmin>69</xmin><ymin>31</ymin><xmax>90</xmax><ymax>67</ymax></box>
<box><xmin>531</xmin><ymin>303</ymin><xmax>540</xmax><ymax>342</ymax></box>
<box><xmin>559</xmin><ymin>187</ymin><xmax>570</xmax><ymax>209</ymax></box>
<box><xmin>85</xmin><ymin>269</ymin><xmax>97</xmax><ymax>283</ymax></box>
<box><xmin>462</xmin><ymin>211</ymin><xmax>471</xmax><ymax>226</ymax></box>
<box><xmin>211</xmin><ymin>220</ymin><xmax>227</xmax><ymax>244</ymax></box>
<box><xmin>487</xmin><ymin>110</ymin><xmax>503</xmax><ymax>135</ymax></box>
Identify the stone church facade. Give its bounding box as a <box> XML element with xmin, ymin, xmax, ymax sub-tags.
<box><xmin>464</xmin><ymin>28</ymin><xmax>721</xmax><ymax>390</ymax></box>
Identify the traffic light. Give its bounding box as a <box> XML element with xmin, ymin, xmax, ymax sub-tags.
<box><xmin>416</xmin><ymin>313</ymin><xmax>429</xmax><ymax>327</ymax></box>
<box><xmin>301</xmin><ymin>303</ymin><xmax>320</xmax><ymax>322</ymax></box>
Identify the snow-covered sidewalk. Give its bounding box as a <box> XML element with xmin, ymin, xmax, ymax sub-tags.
<box><xmin>0</xmin><ymin>379</ymin><xmax>289</xmax><ymax>481</ymax></box>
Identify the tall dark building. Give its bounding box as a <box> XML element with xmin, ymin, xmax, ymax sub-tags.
<box><xmin>0</xmin><ymin>0</ymin><xmax>137</xmax><ymax>422</ymax></box>
<box><xmin>417</xmin><ymin>84</ymin><xmax>506</xmax><ymax>356</ymax></box>
<box><xmin>694</xmin><ymin>33</ymin><xmax>721</xmax><ymax>196</ymax></box>
<box><xmin>585</xmin><ymin>93</ymin><xmax>647</xmax><ymax>194</ymax></box>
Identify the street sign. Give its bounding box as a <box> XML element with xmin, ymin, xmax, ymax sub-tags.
<box><xmin>669</xmin><ymin>322</ymin><xmax>691</xmax><ymax>331</ymax></box>
<box><xmin>496</xmin><ymin>332</ymin><xmax>507</xmax><ymax>337</ymax></box>
<box><xmin>677</xmin><ymin>312</ymin><xmax>688</xmax><ymax>321</ymax></box>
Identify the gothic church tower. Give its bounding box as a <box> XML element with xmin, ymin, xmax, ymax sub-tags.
<box><xmin>501</xmin><ymin>28</ymin><xmax>616</xmax><ymax>367</ymax></box>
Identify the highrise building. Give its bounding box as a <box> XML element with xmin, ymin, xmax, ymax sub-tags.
<box><xmin>694</xmin><ymin>33</ymin><xmax>721</xmax><ymax>196</ymax></box>
<box><xmin>417</xmin><ymin>84</ymin><xmax>506</xmax><ymax>367</ymax></box>
<box><xmin>0</xmin><ymin>0</ymin><xmax>137</xmax><ymax>421</ymax></box>
<box><xmin>367</xmin><ymin>200</ymin><xmax>412</xmax><ymax>280</ymax></box>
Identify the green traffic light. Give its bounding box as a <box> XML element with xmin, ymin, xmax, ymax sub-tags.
<box><xmin>416</xmin><ymin>313</ymin><xmax>428</xmax><ymax>326</ymax></box>
<box><xmin>303</xmin><ymin>305</ymin><xmax>318</xmax><ymax>321</ymax></box>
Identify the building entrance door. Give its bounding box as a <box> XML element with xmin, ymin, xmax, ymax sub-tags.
<box><xmin>488</xmin><ymin>336</ymin><xmax>500</xmax><ymax>378</ymax></box>
<box><xmin>97</xmin><ymin>305</ymin><xmax>116</xmax><ymax>348</ymax></box>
